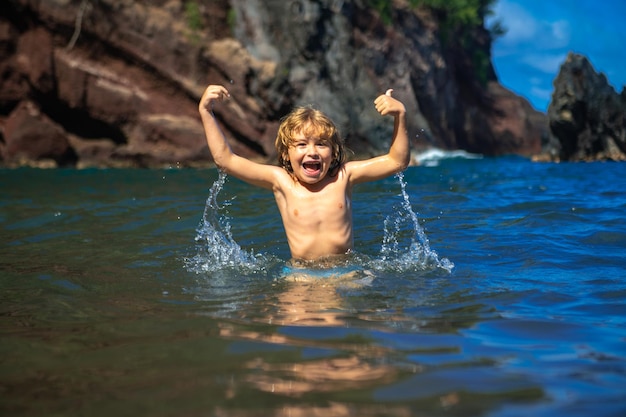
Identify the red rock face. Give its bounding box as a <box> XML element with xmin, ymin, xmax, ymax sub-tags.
<box><xmin>484</xmin><ymin>82</ymin><xmax>544</xmax><ymax>156</ymax></box>
<box><xmin>3</xmin><ymin>101</ymin><xmax>75</xmax><ymax>166</ymax></box>
<box><xmin>1</xmin><ymin>0</ymin><xmax>547</xmax><ymax>168</ymax></box>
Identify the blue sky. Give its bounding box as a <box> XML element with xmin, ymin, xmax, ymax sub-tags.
<box><xmin>486</xmin><ymin>0</ymin><xmax>626</xmax><ymax>112</ymax></box>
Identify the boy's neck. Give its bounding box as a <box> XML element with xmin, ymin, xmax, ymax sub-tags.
<box><xmin>296</xmin><ymin>173</ymin><xmax>338</xmax><ymax>192</ymax></box>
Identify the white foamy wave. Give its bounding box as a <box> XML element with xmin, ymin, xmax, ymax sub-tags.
<box><xmin>414</xmin><ymin>148</ymin><xmax>482</xmax><ymax>167</ymax></box>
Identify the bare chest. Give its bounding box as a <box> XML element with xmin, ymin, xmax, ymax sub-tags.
<box><xmin>278</xmin><ymin>180</ymin><xmax>352</xmax><ymax>227</ymax></box>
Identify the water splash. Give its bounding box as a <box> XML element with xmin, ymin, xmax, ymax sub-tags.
<box><xmin>378</xmin><ymin>172</ymin><xmax>454</xmax><ymax>273</ymax></box>
<box><xmin>185</xmin><ymin>170</ymin><xmax>453</xmax><ymax>276</ymax></box>
<box><xmin>184</xmin><ymin>171</ymin><xmax>262</xmax><ymax>273</ymax></box>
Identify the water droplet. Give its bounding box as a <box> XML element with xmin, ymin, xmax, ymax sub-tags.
<box><xmin>229</xmin><ymin>79</ymin><xmax>234</xmax><ymax>84</ymax></box>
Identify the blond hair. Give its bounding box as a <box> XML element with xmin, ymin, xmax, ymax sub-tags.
<box><xmin>275</xmin><ymin>106</ymin><xmax>346</xmax><ymax>177</ymax></box>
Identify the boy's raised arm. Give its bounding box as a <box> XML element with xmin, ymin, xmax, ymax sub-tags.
<box><xmin>348</xmin><ymin>89</ymin><xmax>410</xmax><ymax>184</ymax></box>
<box><xmin>199</xmin><ymin>85</ymin><xmax>276</xmax><ymax>189</ymax></box>
<box><xmin>199</xmin><ymin>85</ymin><xmax>237</xmax><ymax>171</ymax></box>
<box><xmin>376</xmin><ymin>89</ymin><xmax>410</xmax><ymax>169</ymax></box>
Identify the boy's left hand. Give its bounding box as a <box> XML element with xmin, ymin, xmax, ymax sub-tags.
<box><xmin>374</xmin><ymin>89</ymin><xmax>406</xmax><ymax>117</ymax></box>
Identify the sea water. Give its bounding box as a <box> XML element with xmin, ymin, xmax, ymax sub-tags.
<box><xmin>1</xmin><ymin>153</ymin><xmax>625</xmax><ymax>416</ymax></box>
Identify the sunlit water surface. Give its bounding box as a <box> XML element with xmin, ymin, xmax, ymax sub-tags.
<box><xmin>1</xmin><ymin>154</ymin><xmax>625</xmax><ymax>416</ymax></box>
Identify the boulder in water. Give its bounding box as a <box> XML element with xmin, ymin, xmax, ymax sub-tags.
<box><xmin>541</xmin><ymin>52</ymin><xmax>626</xmax><ymax>162</ymax></box>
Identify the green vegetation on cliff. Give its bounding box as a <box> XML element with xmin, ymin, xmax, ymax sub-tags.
<box><xmin>367</xmin><ymin>0</ymin><xmax>505</xmax><ymax>86</ymax></box>
<box><xmin>415</xmin><ymin>0</ymin><xmax>499</xmax><ymax>30</ymax></box>
<box><xmin>367</xmin><ymin>0</ymin><xmax>501</xmax><ymax>31</ymax></box>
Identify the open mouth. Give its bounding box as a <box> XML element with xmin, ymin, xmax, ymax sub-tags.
<box><xmin>302</xmin><ymin>161</ymin><xmax>322</xmax><ymax>175</ymax></box>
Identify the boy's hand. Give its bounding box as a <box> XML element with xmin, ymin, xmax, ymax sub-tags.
<box><xmin>374</xmin><ymin>89</ymin><xmax>406</xmax><ymax>117</ymax></box>
<box><xmin>199</xmin><ymin>85</ymin><xmax>230</xmax><ymax>113</ymax></box>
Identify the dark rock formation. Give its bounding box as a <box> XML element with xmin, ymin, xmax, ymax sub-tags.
<box><xmin>0</xmin><ymin>0</ymin><xmax>546</xmax><ymax>168</ymax></box>
<box><xmin>3</xmin><ymin>100</ymin><xmax>77</xmax><ymax>167</ymax></box>
<box><xmin>538</xmin><ymin>52</ymin><xmax>626</xmax><ymax>162</ymax></box>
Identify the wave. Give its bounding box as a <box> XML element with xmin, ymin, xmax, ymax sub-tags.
<box><xmin>413</xmin><ymin>148</ymin><xmax>482</xmax><ymax>167</ymax></box>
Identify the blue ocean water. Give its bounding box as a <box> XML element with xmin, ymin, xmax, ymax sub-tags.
<box><xmin>1</xmin><ymin>153</ymin><xmax>625</xmax><ymax>416</ymax></box>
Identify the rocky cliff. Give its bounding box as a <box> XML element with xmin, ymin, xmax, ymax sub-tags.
<box><xmin>537</xmin><ymin>53</ymin><xmax>626</xmax><ymax>162</ymax></box>
<box><xmin>0</xmin><ymin>0</ymin><xmax>546</xmax><ymax>168</ymax></box>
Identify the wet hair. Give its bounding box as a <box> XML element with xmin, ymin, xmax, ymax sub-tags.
<box><xmin>275</xmin><ymin>106</ymin><xmax>346</xmax><ymax>177</ymax></box>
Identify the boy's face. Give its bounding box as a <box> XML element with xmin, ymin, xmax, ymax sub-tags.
<box><xmin>286</xmin><ymin>131</ymin><xmax>333</xmax><ymax>185</ymax></box>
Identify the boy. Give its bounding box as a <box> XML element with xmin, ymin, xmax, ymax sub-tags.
<box><xmin>199</xmin><ymin>84</ymin><xmax>409</xmax><ymax>263</ymax></box>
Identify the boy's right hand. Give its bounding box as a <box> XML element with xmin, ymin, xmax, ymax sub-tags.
<box><xmin>199</xmin><ymin>85</ymin><xmax>230</xmax><ymax>113</ymax></box>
